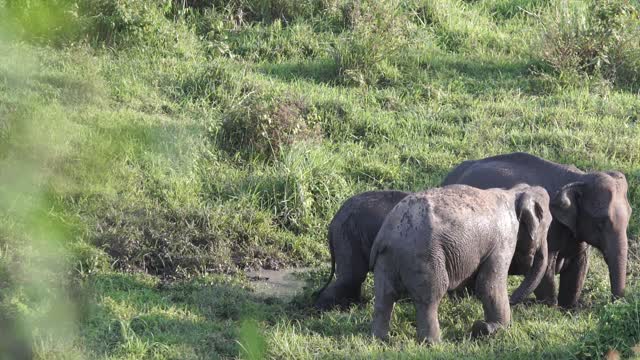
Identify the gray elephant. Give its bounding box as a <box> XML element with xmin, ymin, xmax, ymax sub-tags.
<box><xmin>370</xmin><ymin>184</ymin><xmax>551</xmax><ymax>343</ymax></box>
<box><xmin>442</xmin><ymin>152</ymin><xmax>632</xmax><ymax>308</ymax></box>
<box><xmin>314</xmin><ymin>190</ymin><xmax>410</xmax><ymax>310</ymax></box>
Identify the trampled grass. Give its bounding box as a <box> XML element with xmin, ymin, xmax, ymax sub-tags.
<box><xmin>1</xmin><ymin>0</ymin><xmax>640</xmax><ymax>358</ymax></box>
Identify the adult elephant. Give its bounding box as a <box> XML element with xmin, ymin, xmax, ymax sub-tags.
<box><xmin>442</xmin><ymin>152</ymin><xmax>632</xmax><ymax>308</ymax></box>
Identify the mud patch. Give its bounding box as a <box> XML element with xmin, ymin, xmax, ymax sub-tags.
<box><xmin>246</xmin><ymin>268</ymin><xmax>311</xmax><ymax>300</ymax></box>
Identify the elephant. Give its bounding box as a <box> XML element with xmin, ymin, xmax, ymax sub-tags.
<box><xmin>370</xmin><ymin>184</ymin><xmax>551</xmax><ymax>343</ymax></box>
<box><xmin>442</xmin><ymin>152</ymin><xmax>632</xmax><ymax>308</ymax></box>
<box><xmin>314</xmin><ymin>190</ymin><xmax>410</xmax><ymax>310</ymax></box>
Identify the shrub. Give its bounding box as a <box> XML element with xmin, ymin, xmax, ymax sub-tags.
<box><xmin>217</xmin><ymin>92</ymin><xmax>322</xmax><ymax>160</ymax></box>
<box><xmin>333</xmin><ymin>0</ymin><xmax>412</xmax><ymax>86</ymax></box>
<box><xmin>540</xmin><ymin>0</ymin><xmax>640</xmax><ymax>89</ymax></box>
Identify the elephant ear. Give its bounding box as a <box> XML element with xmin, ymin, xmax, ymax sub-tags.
<box><xmin>550</xmin><ymin>182</ymin><xmax>585</xmax><ymax>237</ymax></box>
<box><xmin>516</xmin><ymin>192</ymin><xmax>543</xmax><ymax>245</ymax></box>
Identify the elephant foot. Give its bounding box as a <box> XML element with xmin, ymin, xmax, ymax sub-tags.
<box><xmin>513</xmin><ymin>297</ymin><xmax>556</xmax><ymax>308</ymax></box>
<box><xmin>313</xmin><ymin>294</ymin><xmax>336</xmax><ymax>311</ymax></box>
<box><xmin>540</xmin><ymin>297</ymin><xmax>559</xmax><ymax>308</ymax></box>
<box><xmin>416</xmin><ymin>334</ymin><xmax>440</xmax><ymax>346</ymax></box>
<box><xmin>372</xmin><ymin>330</ymin><xmax>391</xmax><ymax>343</ymax></box>
<box><xmin>471</xmin><ymin>320</ymin><xmax>502</xmax><ymax>338</ymax></box>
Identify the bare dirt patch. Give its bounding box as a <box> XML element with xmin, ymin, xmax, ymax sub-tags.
<box><xmin>246</xmin><ymin>267</ymin><xmax>312</xmax><ymax>300</ymax></box>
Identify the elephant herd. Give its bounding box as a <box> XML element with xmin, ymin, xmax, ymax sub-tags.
<box><xmin>313</xmin><ymin>152</ymin><xmax>632</xmax><ymax>343</ymax></box>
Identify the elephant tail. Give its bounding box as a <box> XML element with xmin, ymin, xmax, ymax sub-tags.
<box><xmin>314</xmin><ymin>227</ymin><xmax>337</xmax><ymax>301</ymax></box>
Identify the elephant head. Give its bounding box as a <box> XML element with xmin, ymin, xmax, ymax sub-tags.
<box><xmin>510</xmin><ymin>186</ymin><xmax>551</xmax><ymax>305</ymax></box>
<box><xmin>551</xmin><ymin>171</ymin><xmax>632</xmax><ymax>299</ymax></box>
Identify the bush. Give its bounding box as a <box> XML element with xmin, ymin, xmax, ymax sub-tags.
<box><xmin>217</xmin><ymin>92</ymin><xmax>322</xmax><ymax>160</ymax></box>
<box><xmin>333</xmin><ymin>0</ymin><xmax>412</xmax><ymax>86</ymax></box>
<box><xmin>541</xmin><ymin>0</ymin><xmax>640</xmax><ymax>89</ymax></box>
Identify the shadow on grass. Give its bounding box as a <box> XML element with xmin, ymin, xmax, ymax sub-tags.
<box><xmin>259</xmin><ymin>58</ymin><xmax>339</xmax><ymax>86</ymax></box>
<box><xmin>420</xmin><ymin>55</ymin><xmax>550</xmax><ymax>96</ymax></box>
<box><xmin>259</xmin><ymin>54</ymin><xmax>551</xmax><ymax>97</ymax></box>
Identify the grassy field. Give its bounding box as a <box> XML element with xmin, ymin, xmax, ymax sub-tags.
<box><xmin>1</xmin><ymin>0</ymin><xmax>640</xmax><ymax>358</ymax></box>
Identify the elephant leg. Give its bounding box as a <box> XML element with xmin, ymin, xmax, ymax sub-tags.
<box><xmin>473</xmin><ymin>260</ymin><xmax>510</xmax><ymax>338</ymax></box>
<box><xmin>346</xmin><ymin>246</ymin><xmax>370</xmax><ymax>303</ymax></box>
<box><xmin>414</xmin><ymin>301</ymin><xmax>441</xmax><ymax>344</ymax></box>
<box><xmin>331</xmin><ymin>235</ymin><xmax>369</xmax><ymax>308</ymax></box>
<box><xmin>558</xmin><ymin>247</ymin><xmax>590</xmax><ymax>309</ymax></box>
<box><xmin>408</xmin><ymin>260</ymin><xmax>447</xmax><ymax>344</ymax></box>
<box><xmin>332</xmin><ymin>274</ymin><xmax>367</xmax><ymax>308</ymax></box>
<box><xmin>372</xmin><ymin>262</ymin><xmax>397</xmax><ymax>341</ymax></box>
<box><xmin>533</xmin><ymin>253</ymin><xmax>559</xmax><ymax>306</ymax></box>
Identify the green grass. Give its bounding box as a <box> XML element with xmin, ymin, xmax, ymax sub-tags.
<box><xmin>1</xmin><ymin>0</ymin><xmax>640</xmax><ymax>358</ymax></box>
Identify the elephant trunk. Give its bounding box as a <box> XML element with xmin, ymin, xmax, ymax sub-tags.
<box><xmin>510</xmin><ymin>238</ymin><xmax>548</xmax><ymax>305</ymax></box>
<box><xmin>605</xmin><ymin>235</ymin><xmax>627</xmax><ymax>300</ymax></box>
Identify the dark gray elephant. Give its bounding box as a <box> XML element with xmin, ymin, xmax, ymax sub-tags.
<box><xmin>442</xmin><ymin>152</ymin><xmax>632</xmax><ymax>308</ymax></box>
<box><xmin>314</xmin><ymin>190</ymin><xmax>410</xmax><ymax>310</ymax></box>
<box><xmin>370</xmin><ymin>184</ymin><xmax>551</xmax><ymax>343</ymax></box>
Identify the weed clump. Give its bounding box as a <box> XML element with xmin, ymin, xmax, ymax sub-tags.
<box><xmin>217</xmin><ymin>92</ymin><xmax>322</xmax><ymax>160</ymax></box>
<box><xmin>333</xmin><ymin>0</ymin><xmax>412</xmax><ymax>86</ymax></box>
<box><xmin>540</xmin><ymin>0</ymin><xmax>640</xmax><ymax>89</ymax></box>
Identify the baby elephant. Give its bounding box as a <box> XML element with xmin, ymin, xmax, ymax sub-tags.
<box><xmin>315</xmin><ymin>190</ymin><xmax>410</xmax><ymax>310</ymax></box>
<box><xmin>370</xmin><ymin>184</ymin><xmax>551</xmax><ymax>343</ymax></box>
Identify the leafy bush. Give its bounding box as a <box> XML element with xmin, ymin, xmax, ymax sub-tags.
<box><xmin>541</xmin><ymin>0</ymin><xmax>640</xmax><ymax>89</ymax></box>
<box><xmin>577</xmin><ymin>292</ymin><xmax>640</xmax><ymax>359</ymax></box>
<box><xmin>217</xmin><ymin>92</ymin><xmax>322</xmax><ymax>160</ymax></box>
<box><xmin>333</xmin><ymin>0</ymin><xmax>412</xmax><ymax>86</ymax></box>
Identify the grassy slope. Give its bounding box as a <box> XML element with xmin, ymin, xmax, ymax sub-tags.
<box><xmin>1</xmin><ymin>0</ymin><xmax>640</xmax><ymax>358</ymax></box>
